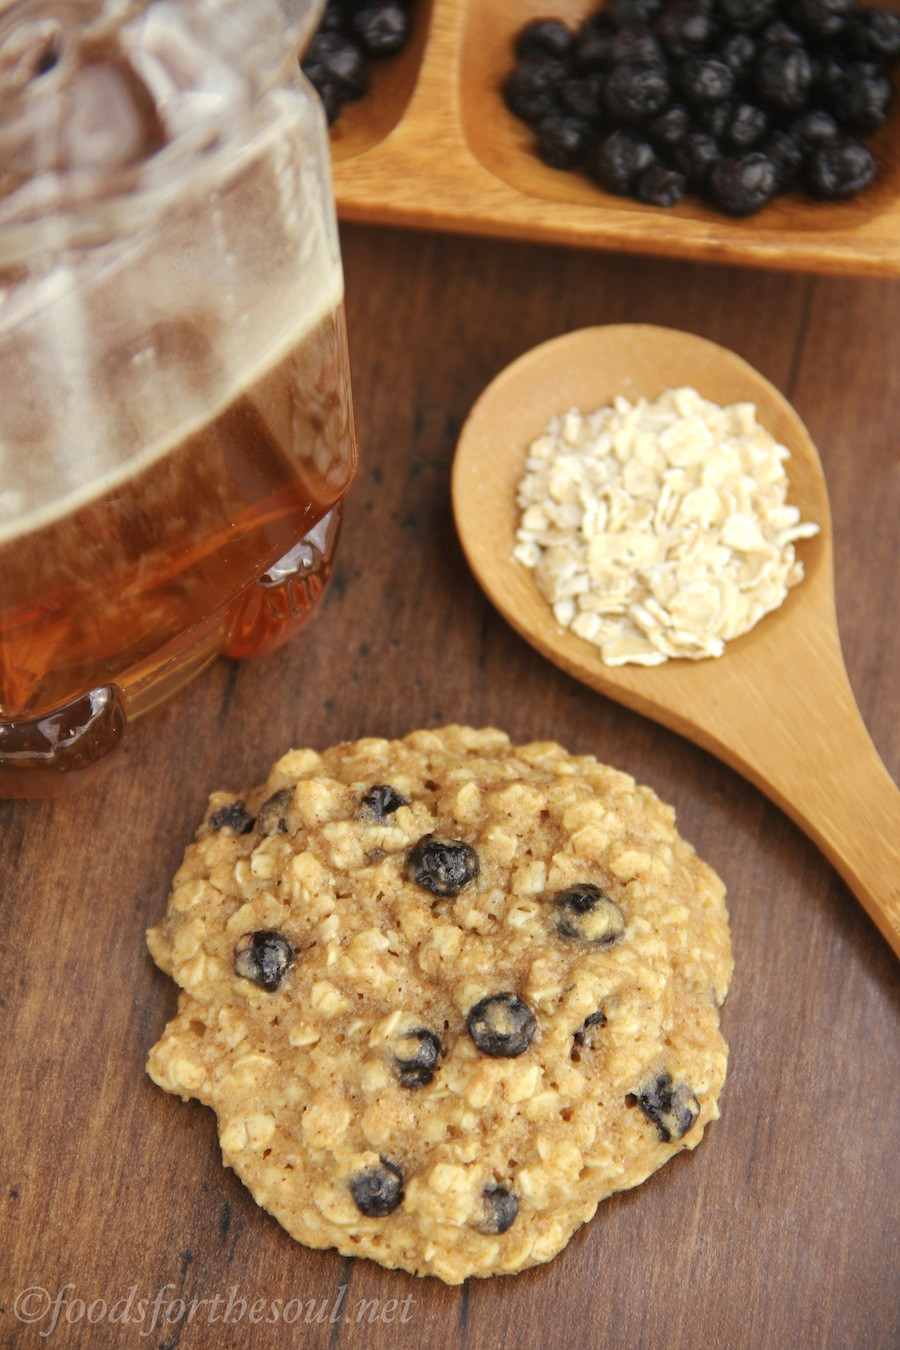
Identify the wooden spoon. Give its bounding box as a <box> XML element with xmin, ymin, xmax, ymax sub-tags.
<box><xmin>452</xmin><ymin>325</ymin><xmax>900</xmax><ymax>957</ymax></box>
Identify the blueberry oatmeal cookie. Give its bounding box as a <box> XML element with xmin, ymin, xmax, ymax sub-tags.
<box><xmin>147</xmin><ymin>726</ymin><xmax>732</xmax><ymax>1282</ymax></box>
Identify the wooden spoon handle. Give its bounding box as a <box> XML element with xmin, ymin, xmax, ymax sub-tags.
<box><xmin>702</xmin><ymin>629</ymin><xmax>900</xmax><ymax>957</ymax></box>
<box><xmin>750</xmin><ymin>703</ymin><xmax>898</xmax><ymax>956</ymax></box>
<box><xmin>803</xmin><ymin>742</ymin><xmax>899</xmax><ymax>955</ymax></box>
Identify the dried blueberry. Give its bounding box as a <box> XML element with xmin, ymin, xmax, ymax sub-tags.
<box><xmin>698</xmin><ymin>97</ymin><xmax>734</xmax><ymax>139</ymax></box>
<box><xmin>707</xmin><ymin>150</ymin><xmax>777</xmax><ymax>214</ymax></box>
<box><xmin>302</xmin><ymin>31</ymin><xmax>369</xmax><ymax>101</ymax></box>
<box><xmin>718</xmin><ymin>0</ymin><xmax>776</xmax><ymax>32</ymax></box>
<box><xmin>313</xmin><ymin>77</ymin><xmax>344</xmax><ymax>125</ymax></box>
<box><xmin>680</xmin><ymin>53</ymin><xmax>735</xmax><ymax>105</ymax></box>
<box><xmin>575</xmin><ymin>23</ymin><xmax>618</xmax><ymax>72</ymax></box>
<box><xmin>761</xmin><ymin>18</ymin><xmax>802</xmax><ymax>45</ymax></box>
<box><xmin>392</xmin><ymin>1028</ymin><xmax>442</xmax><ymax>1088</ymax></box>
<box><xmin>556</xmin><ymin>884</ymin><xmax>625</xmax><ymax>947</ymax></box>
<box><xmin>350</xmin><ymin>1158</ymin><xmax>404</xmax><ymax>1216</ymax></box>
<box><xmin>352</xmin><ymin>1</ymin><xmax>409</xmax><ymax>57</ymax></box>
<box><xmin>649</xmin><ymin>101</ymin><xmax>692</xmax><ymax>151</ymax></box>
<box><xmin>559</xmin><ymin>73</ymin><xmax>606</xmax><ymax>122</ymax></box>
<box><xmin>845</xmin><ymin>10</ymin><xmax>900</xmax><ymax>62</ymax></box>
<box><xmin>828</xmin><ymin>63</ymin><xmax>892</xmax><ymax>132</ymax></box>
<box><xmin>611</xmin><ymin>0</ymin><xmax>664</xmax><ymax>27</ymax></box>
<box><xmin>587</xmin><ymin>128</ymin><xmax>657</xmax><ymax>193</ymax></box>
<box><xmin>477</xmin><ymin>1185</ymin><xmax>519</xmax><ymax>1235</ymax></box>
<box><xmin>789</xmin><ymin>0</ymin><xmax>854</xmax><ymax>40</ymax></box>
<box><xmin>637</xmin><ymin>161</ymin><xmax>686</xmax><ymax>205</ymax></box>
<box><xmin>806</xmin><ymin>134</ymin><xmax>876</xmax><ymax>198</ymax></box>
<box><xmin>812</xmin><ymin>52</ymin><xmax>849</xmax><ymax>99</ymax></box>
<box><xmin>503</xmin><ymin>56</ymin><xmax>568</xmax><ymax>124</ymax></box>
<box><xmin>319</xmin><ymin>0</ymin><xmax>348</xmax><ymax>34</ymax></box>
<box><xmin>723</xmin><ymin>102</ymin><xmax>768</xmax><ymax>150</ymax></box>
<box><xmin>656</xmin><ymin>3</ymin><xmax>716</xmax><ymax>60</ymax></box>
<box><xmin>765</xmin><ymin>129</ymin><xmax>805</xmax><ymax>191</ymax></box>
<box><xmin>361</xmin><ymin>783</ymin><xmax>408</xmax><ymax>820</ymax></box>
<box><xmin>636</xmin><ymin>1072</ymin><xmax>700</xmax><ymax>1141</ymax></box>
<box><xmin>672</xmin><ymin>128</ymin><xmax>720</xmax><ymax>188</ymax></box>
<box><xmin>536</xmin><ymin>112</ymin><xmax>594</xmax><ymax>168</ymax></box>
<box><xmin>256</xmin><ymin>788</ymin><xmax>292</xmax><ymax>835</ymax></box>
<box><xmin>573</xmin><ymin>1009</ymin><xmax>607</xmax><ymax>1049</ymax></box>
<box><xmin>604</xmin><ymin>59</ymin><xmax>671</xmax><ymax>122</ymax></box>
<box><xmin>408</xmin><ymin>835</ymin><xmax>480</xmax><ymax>897</ymax></box>
<box><xmin>209</xmin><ymin>800</ymin><xmax>255</xmax><ymax>834</ymax></box>
<box><xmin>514</xmin><ymin>18</ymin><xmax>574</xmax><ymax>62</ymax></box>
<box><xmin>718</xmin><ymin>31</ymin><xmax>757</xmax><ymax>80</ymax></box>
<box><xmin>609</xmin><ymin>23</ymin><xmax>667</xmax><ymax>66</ymax></box>
<box><xmin>467</xmin><ymin>993</ymin><xmax>536</xmax><ymax>1058</ymax></box>
<box><xmin>755</xmin><ymin>42</ymin><xmax>813</xmax><ymax>113</ymax></box>
<box><xmin>790</xmin><ymin>109</ymin><xmax>839</xmax><ymax>150</ymax></box>
<box><xmin>233</xmin><ymin>931</ymin><xmax>293</xmax><ymax>992</ymax></box>
<box><xmin>584</xmin><ymin>10</ymin><xmax>619</xmax><ymax>34</ymax></box>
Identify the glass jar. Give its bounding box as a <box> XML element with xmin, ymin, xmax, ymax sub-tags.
<box><xmin>0</xmin><ymin>0</ymin><xmax>356</xmax><ymax>796</ymax></box>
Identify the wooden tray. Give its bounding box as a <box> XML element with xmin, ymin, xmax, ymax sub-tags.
<box><xmin>329</xmin><ymin>0</ymin><xmax>900</xmax><ymax>276</ymax></box>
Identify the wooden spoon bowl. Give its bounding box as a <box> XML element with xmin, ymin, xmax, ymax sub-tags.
<box><xmin>452</xmin><ymin>325</ymin><xmax>900</xmax><ymax>956</ymax></box>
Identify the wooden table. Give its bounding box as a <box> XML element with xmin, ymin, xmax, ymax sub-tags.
<box><xmin>2</xmin><ymin>225</ymin><xmax>897</xmax><ymax>1349</ymax></box>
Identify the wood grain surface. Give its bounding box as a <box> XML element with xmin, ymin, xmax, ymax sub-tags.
<box><xmin>1</xmin><ymin>225</ymin><xmax>898</xmax><ymax>1350</ymax></box>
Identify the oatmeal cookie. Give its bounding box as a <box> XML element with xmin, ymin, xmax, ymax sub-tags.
<box><xmin>147</xmin><ymin>726</ymin><xmax>732</xmax><ymax>1283</ymax></box>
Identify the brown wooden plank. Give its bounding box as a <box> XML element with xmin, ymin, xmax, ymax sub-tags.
<box><xmin>1</xmin><ymin>226</ymin><xmax>897</xmax><ymax>1350</ymax></box>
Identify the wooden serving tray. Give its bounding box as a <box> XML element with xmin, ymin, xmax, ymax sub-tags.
<box><xmin>329</xmin><ymin>0</ymin><xmax>900</xmax><ymax>276</ymax></box>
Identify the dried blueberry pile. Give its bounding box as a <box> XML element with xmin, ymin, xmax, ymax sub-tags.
<box><xmin>503</xmin><ymin>0</ymin><xmax>900</xmax><ymax>214</ymax></box>
<box><xmin>301</xmin><ymin>0</ymin><xmax>419</xmax><ymax>125</ymax></box>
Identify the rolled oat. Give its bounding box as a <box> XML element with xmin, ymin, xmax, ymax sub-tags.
<box><xmin>513</xmin><ymin>387</ymin><xmax>819</xmax><ymax>665</ymax></box>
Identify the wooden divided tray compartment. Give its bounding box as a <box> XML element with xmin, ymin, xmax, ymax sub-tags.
<box><xmin>327</xmin><ymin>0</ymin><xmax>900</xmax><ymax>275</ymax></box>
